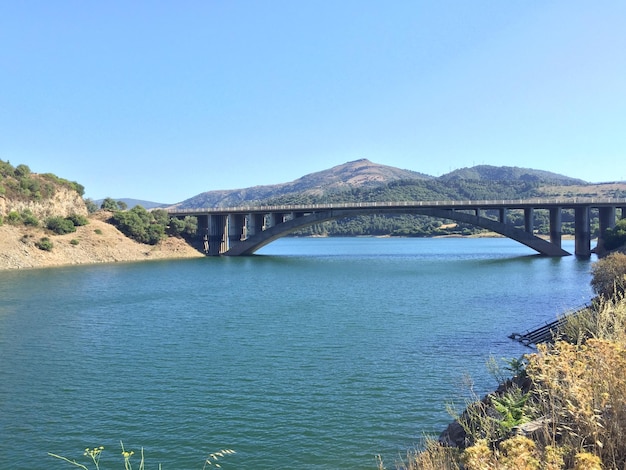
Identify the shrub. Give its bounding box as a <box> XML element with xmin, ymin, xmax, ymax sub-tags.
<box><xmin>21</xmin><ymin>209</ymin><xmax>39</xmax><ymax>227</ymax></box>
<box><xmin>94</xmin><ymin>228</ymin><xmax>103</xmax><ymax>235</ymax></box>
<box><xmin>13</xmin><ymin>163</ymin><xmax>31</xmax><ymax>178</ymax></box>
<box><xmin>84</xmin><ymin>198</ymin><xmax>98</xmax><ymax>213</ymax></box>
<box><xmin>111</xmin><ymin>205</ymin><xmax>166</xmax><ymax>245</ymax></box>
<box><xmin>35</xmin><ymin>237</ymin><xmax>53</xmax><ymax>251</ymax></box>
<box><xmin>168</xmin><ymin>215</ymin><xmax>198</xmax><ymax>237</ymax></box>
<box><xmin>67</xmin><ymin>213</ymin><xmax>89</xmax><ymax>226</ymax></box>
<box><xmin>6</xmin><ymin>211</ymin><xmax>22</xmax><ymax>225</ymax></box>
<box><xmin>46</xmin><ymin>216</ymin><xmax>76</xmax><ymax>235</ymax></box>
<box><xmin>70</xmin><ymin>239</ymin><xmax>79</xmax><ymax>245</ymax></box>
<box><xmin>603</xmin><ymin>218</ymin><xmax>626</xmax><ymax>251</ymax></box>
<box><xmin>100</xmin><ymin>197</ymin><xmax>119</xmax><ymax>211</ymax></box>
<box><xmin>591</xmin><ymin>252</ymin><xmax>626</xmax><ymax>299</ymax></box>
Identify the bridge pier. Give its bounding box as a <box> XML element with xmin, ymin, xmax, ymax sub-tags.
<box><xmin>574</xmin><ymin>206</ymin><xmax>591</xmax><ymax>257</ymax></box>
<box><xmin>549</xmin><ymin>207</ymin><xmax>562</xmax><ymax>248</ymax></box>
<box><xmin>596</xmin><ymin>206</ymin><xmax>617</xmax><ymax>252</ymax></box>
<box><xmin>498</xmin><ymin>208</ymin><xmax>506</xmax><ymax>223</ymax></box>
<box><xmin>208</xmin><ymin>214</ymin><xmax>229</xmax><ymax>255</ymax></box>
<box><xmin>524</xmin><ymin>208</ymin><xmax>534</xmax><ymax>233</ymax></box>
<box><xmin>267</xmin><ymin>212</ymin><xmax>285</xmax><ymax>227</ymax></box>
<box><xmin>228</xmin><ymin>214</ymin><xmax>246</xmax><ymax>247</ymax></box>
<box><xmin>247</xmin><ymin>213</ymin><xmax>265</xmax><ymax>237</ymax></box>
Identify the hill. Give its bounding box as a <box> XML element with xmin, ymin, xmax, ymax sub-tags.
<box><xmin>172</xmin><ymin>159</ymin><xmax>612</xmax><ymax>210</ymax></box>
<box><xmin>439</xmin><ymin>165</ymin><xmax>587</xmax><ymax>185</ymax></box>
<box><xmin>0</xmin><ymin>159</ymin><xmax>203</xmax><ymax>270</ymax></box>
<box><xmin>93</xmin><ymin>198</ymin><xmax>172</xmax><ymax>210</ymax></box>
<box><xmin>173</xmin><ymin>159</ymin><xmax>431</xmax><ymax>209</ymax></box>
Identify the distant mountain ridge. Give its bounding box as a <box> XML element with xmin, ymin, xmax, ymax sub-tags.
<box><xmin>439</xmin><ymin>165</ymin><xmax>587</xmax><ymax>185</ymax></box>
<box><xmin>171</xmin><ymin>159</ymin><xmax>591</xmax><ymax>209</ymax></box>
<box><xmin>171</xmin><ymin>159</ymin><xmax>427</xmax><ymax>209</ymax></box>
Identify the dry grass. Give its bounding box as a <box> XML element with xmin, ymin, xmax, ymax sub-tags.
<box><xmin>384</xmin><ymin>291</ymin><xmax>626</xmax><ymax>470</ymax></box>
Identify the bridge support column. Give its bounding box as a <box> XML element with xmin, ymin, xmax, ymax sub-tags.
<box><xmin>549</xmin><ymin>207</ymin><xmax>562</xmax><ymax>248</ymax></box>
<box><xmin>498</xmin><ymin>208</ymin><xmax>506</xmax><ymax>223</ymax></box>
<box><xmin>208</xmin><ymin>214</ymin><xmax>228</xmax><ymax>255</ymax></box>
<box><xmin>619</xmin><ymin>207</ymin><xmax>626</xmax><ymax>219</ymax></box>
<box><xmin>574</xmin><ymin>206</ymin><xmax>591</xmax><ymax>257</ymax></box>
<box><xmin>247</xmin><ymin>213</ymin><xmax>265</xmax><ymax>237</ymax></box>
<box><xmin>228</xmin><ymin>214</ymin><xmax>246</xmax><ymax>247</ymax></box>
<box><xmin>597</xmin><ymin>206</ymin><xmax>617</xmax><ymax>252</ymax></box>
<box><xmin>267</xmin><ymin>212</ymin><xmax>285</xmax><ymax>228</ymax></box>
<box><xmin>195</xmin><ymin>214</ymin><xmax>210</xmax><ymax>254</ymax></box>
<box><xmin>524</xmin><ymin>208</ymin><xmax>534</xmax><ymax>234</ymax></box>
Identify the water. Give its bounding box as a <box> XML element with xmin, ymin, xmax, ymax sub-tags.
<box><xmin>0</xmin><ymin>237</ymin><xmax>594</xmax><ymax>469</ymax></box>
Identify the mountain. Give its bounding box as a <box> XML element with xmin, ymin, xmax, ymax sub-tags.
<box><xmin>439</xmin><ymin>165</ymin><xmax>587</xmax><ymax>185</ymax></box>
<box><xmin>173</xmin><ymin>159</ymin><xmax>431</xmax><ymax>209</ymax></box>
<box><xmin>93</xmin><ymin>198</ymin><xmax>172</xmax><ymax>210</ymax></box>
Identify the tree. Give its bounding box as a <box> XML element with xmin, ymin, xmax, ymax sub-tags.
<box><xmin>603</xmin><ymin>218</ymin><xmax>626</xmax><ymax>251</ymax></box>
<box><xmin>101</xmin><ymin>197</ymin><xmax>119</xmax><ymax>211</ymax></box>
<box><xmin>84</xmin><ymin>198</ymin><xmax>98</xmax><ymax>213</ymax></box>
<box><xmin>14</xmin><ymin>164</ymin><xmax>31</xmax><ymax>178</ymax></box>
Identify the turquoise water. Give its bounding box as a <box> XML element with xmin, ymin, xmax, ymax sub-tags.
<box><xmin>0</xmin><ymin>237</ymin><xmax>594</xmax><ymax>469</ymax></box>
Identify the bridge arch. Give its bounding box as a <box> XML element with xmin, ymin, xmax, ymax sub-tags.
<box><xmin>224</xmin><ymin>207</ymin><xmax>570</xmax><ymax>256</ymax></box>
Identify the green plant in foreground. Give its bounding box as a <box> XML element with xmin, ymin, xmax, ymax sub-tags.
<box><xmin>490</xmin><ymin>385</ymin><xmax>531</xmax><ymax>433</ymax></box>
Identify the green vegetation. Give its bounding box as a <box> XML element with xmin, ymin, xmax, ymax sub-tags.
<box><xmin>603</xmin><ymin>218</ymin><xmax>626</xmax><ymax>251</ymax></box>
<box><xmin>46</xmin><ymin>216</ymin><xmax>78</xmax><ymax>235</ymax></box>
<box><xmin>0</xmin><ymin>159</ymin><xmax>84</xmax><ymax>200</ymax></box>
<box><xmin>106</xmin><ymin>204</ymin><xmax>197</xmax><ymax>245</ymax></box>
<box><xmin>263</xmin><ymin>179</ymin><xmax>588</xmax><ymax>238</ymax></box>
<box><xmin>35</xmin><ymin>237</ymin><xmax>54</xmax><ymax>251</ymax></box>
<box><xmin>99</xmin><ymin>196</ymin><xmax>198</xmax><ymax>245</ymax></box>
<box><xmin>381</xmin><ymin>254</ymin><xmax>626</xmax><ymax>470</ymax></box>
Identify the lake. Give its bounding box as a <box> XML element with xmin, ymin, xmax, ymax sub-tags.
<box><xmin>0</xmin><ymin>237</ymin><xmax>595</xmax><ymax>469</ymax></box>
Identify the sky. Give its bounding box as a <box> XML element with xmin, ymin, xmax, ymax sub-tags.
<box><xmin>1</xmin><ymin>1</ymin><xmax>625</xmax><ymax>203</ymax></box>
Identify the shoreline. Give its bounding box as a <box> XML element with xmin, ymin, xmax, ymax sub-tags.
<box><xmin>0</xmin><ymin>216</ymin><xmax>204</xmax><ymax>271</ymax></box>
<box><xmin>0</xmin><ymin>222</ymin><xmax>580</xmax><ymax>272</ymax></box>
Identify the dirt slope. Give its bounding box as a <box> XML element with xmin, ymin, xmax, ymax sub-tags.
<box><xmin>0</xmin><ymin>213</ymin><xmax>204</xmax><ymax>270</ymax></box>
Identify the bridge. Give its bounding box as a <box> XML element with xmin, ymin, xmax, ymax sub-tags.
<box><xmin>168</xmin><ymin>198</ymin><xmax>626</xmax><ymax>257</ymax></box>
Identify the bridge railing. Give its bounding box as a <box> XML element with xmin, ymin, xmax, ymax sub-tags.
<box><xmin>167</xmin><ymin>197</ymin><xmax>626</xmax><ymax>215</ymax></box>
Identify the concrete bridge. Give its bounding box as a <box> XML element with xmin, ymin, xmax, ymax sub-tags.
<box><xmin>168</xmin><ymin>198</ymin><xmax>626</xmax><ymax>257</ymax></box>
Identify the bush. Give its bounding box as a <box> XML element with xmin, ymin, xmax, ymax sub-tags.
<box><xmin>84</xmin><ymin>198</ymin><xmax>98</xmax><ymax>213</ymax></box>
<box><xmin>46</xmin><ymin>216</ymin><xmax>77</xmax><ymax>235</ymax></box>
<box><xmin>21</xmin><ymin>209</ymin><xmax>39</xmax><ymax>227</ymax></box>
<box><xmin>35</xmin><ymin>237</ymin><xmax>53</xmax><ymax>251</ymax></box>
<box><xmin>111</xmin><ymin>205</ymin><xmax>165</xmax><ymax>245</ymax></box>
<box><xmin>591</xmin><ymin>252</ymin><xmax>626</xmax><ymax>299</ymax></box>
<box><xmin>67</xmin><ymin>213</ymin><xmax>89</xmax><ymax>226</ymax></box>
<box><xmin>100</xmin><ymin>197</ymin><xmax>119</xmax><ymax>211</ymax></box>
<box><xmin>70</xmin><ymin>239</ymin><xmax>79</xmax><ymax>245</ymax></box>
<box><xmin>603</xmin><ymin>218</ymin><xmax>626</xmax><ymax>251</ymax></box>
<box><xmin>6</xmin><ymin>211</ymin><xmax>22</xmax><ymax>225</ymax></box>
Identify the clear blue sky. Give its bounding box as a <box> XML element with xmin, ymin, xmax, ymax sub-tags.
<box><xmin>1</xmin><ymin>1</ymin><xmax>625</xmax><ymax>203</ymax></box>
